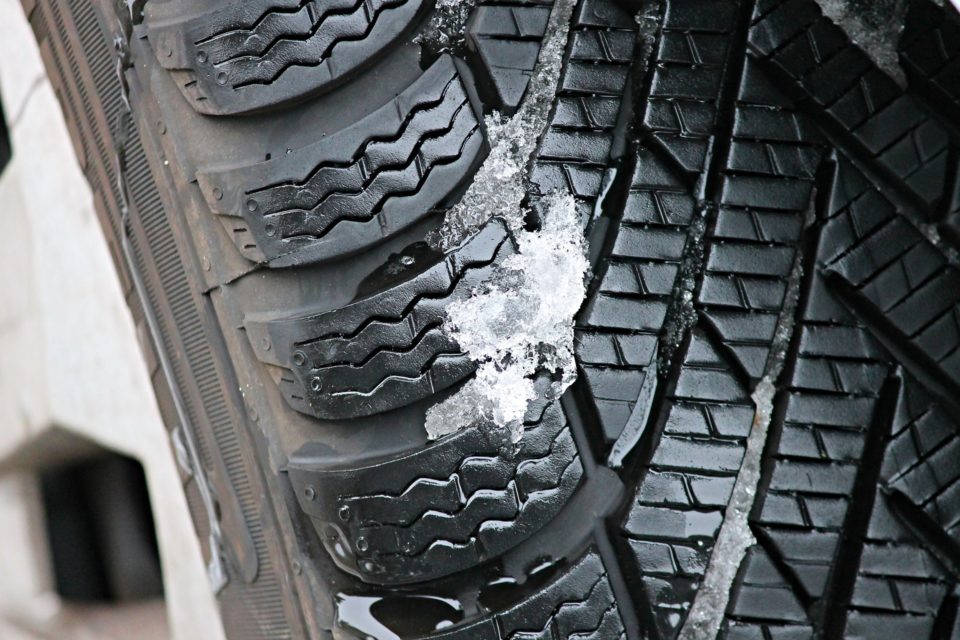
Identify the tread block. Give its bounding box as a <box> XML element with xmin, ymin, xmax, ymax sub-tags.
<box><xmin>881</xmin><ymin>376</ymin><xmax>960</xmax><ymax>542</ymax></box>
<box><xmin>287</xmin><ymin>390</ymin><xmax>584</xmax><ymax>584</ymax></box>
<box><xmin>639</xmin><ymin>0</ymin><xmax>740</xmax><ymax>180</ymax></box>
<box><xmin>621</xmin><ymin>331</ymin><xmax>754</xmax><ymax>639</ymax></box>
<box><xmin>144</xmin><ymin>0</ymin><xmax>426</xmax><ymax>115</ymax></box>
<box><xmin>197</xmin><ymin>56</ymin><xmax>486</xmax><ymax>267</ymax></box>
<box><xmin>837</xmin><ymin>377</ymin><xmax>959</xmax><ymax>635</ymax></box>
<box><xmin>407</xmin><ymin>549</ymin><xmax>626</xmax><ymax>638</ymax></box>
<box><xmin>749</xmin><ymin>306</ymin><xmax>888</xmax><ymax>607</ymax></box>
<box><xmin>822</xmin><ymin>159</ymin><xmax>960</xmax><ymax>394</ymax></box>
<box><xmin>574</xmin><ymin>149</ymin><xmax>689</xmax><ymax>444</ymax></box>
<box><xmin>726</xmin><ymin>547</ymin><xmax>810</xmax><ymax>624</ymax></box>
<box><xmin>466</xmin><ymin>2</ymin><xmax>553</xmax><ymax>113</ymax></box>
<box><xmin>842</xmin><ymin>490</ymin><xmax>955</xmax><ymax>635</ymax></box>
<box><xmin>900</xmin><ymin>0</ymin><xmax>960</xmax><ymax>122</ymax></box>
<box><xmin>749</xmin><ymin>0</ymin><xmax>952</xmax><ymax>214</ymax></box>
<box><xmin>529</xmin><ymin>0</ymin><xmax>636</xmax><ymax>208</ymax></box>
<box><xmin>245</xmin><ymin>219</ymin><xmax>514</xmax><ymax>420</ymax></box>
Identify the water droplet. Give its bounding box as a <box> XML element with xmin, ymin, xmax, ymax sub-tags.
<box><xmin>336</xmin><ymin>593</ymin><xmax>464</xmax><ymax>639</ymax></box>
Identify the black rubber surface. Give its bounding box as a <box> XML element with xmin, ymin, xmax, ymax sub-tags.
<box><xmin>23</xmin><ymin>0</ymin><xmax>960</xmax><ymax>637</ymax></box>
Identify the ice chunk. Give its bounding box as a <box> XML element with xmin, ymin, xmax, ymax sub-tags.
<box><xmin>417</xmin><ymin>0</ymin><xmax>477</xmax><ymax>54</ymax></box>
<box><xmin>430</xmin><ymin>0</ymin><xmax>576</xmax><ymax>251</ymax></box>
<box><xmin>816</xmin><ymin>0</ymin><xmax>908</xmax><ymax>86</ymax></box>
<box><xmin>424</xmin><ymin>0</ymin><xmax>582</xmax><ymax>442</ymax></box>
<box><xmin>425</xmin><ymin>193</ymin><xmax>588</xmax><ymax>442</ymax></box>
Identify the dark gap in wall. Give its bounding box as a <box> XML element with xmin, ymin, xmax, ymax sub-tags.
<box><xmin>0</xmin><ymin>84</ymin><xmax>11</xmax><ymax>175</ymax></box>
<box><xmin>40</xmin><ymin>453</ymin><xmax>164</xmax><ymax>602</ymax></box>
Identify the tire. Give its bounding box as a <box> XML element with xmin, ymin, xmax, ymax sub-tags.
<box><xmin>23</xmin><ymin>0</ymin><xmax>960</xmax><ymax>638</ymax></box>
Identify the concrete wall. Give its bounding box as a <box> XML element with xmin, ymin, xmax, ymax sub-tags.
<box><xmin>0</xmin><ymin>1</ymin><xmax>225</xmax><ymax>638</ymax></box>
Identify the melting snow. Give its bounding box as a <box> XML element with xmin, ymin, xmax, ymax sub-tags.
<box><xmin>416</xmin><ymin>0</ymin><xmax>478</xmax><ymax>54</ymax></box>
<box><xmin>816</xmin><ymin>0</ymin><xmax>908</xmax><ymax>86</ymax></box>
<box><xmin>424</xmin><ymin>0</ymin><xmax>581</xmax><ymax>443</ymax></box>
<box><xmin>430</xmin><ymin>0</ymin><xmax>575</xmax><ymax>251</ymax></box>
<box><xmin>425</xmin><ymin>193</ymin><xmax>588</xmax><ymax>443</ymax></box>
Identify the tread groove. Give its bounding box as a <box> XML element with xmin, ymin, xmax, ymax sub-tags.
<box><xmin>819</xmin><ymin>373</ymin><xmax>901</xmax><ymax>638</ymax></box>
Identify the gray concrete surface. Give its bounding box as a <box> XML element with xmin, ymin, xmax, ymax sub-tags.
<box><xmin>0</xmin><ymin>1</ymin><xmax>225</xmax><ymax>638</ymax></box>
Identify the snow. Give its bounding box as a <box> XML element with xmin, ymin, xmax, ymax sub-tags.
<box><xmin>658</xmin><ymin>208</ymin><xmax>707</xmax><ymax>371</ymax></box>
<box><xmin>424</xmin><ymin>0</ymin><xmax>583</xmax><ymax>443</ymax></box>
<box><xmin>416</xmin><ymin>0</ymin><xmax>477</xmax><ymax>54</ymax></box>
<box><xmin>425</xmin><ymin>192</ymin><xmax>588</xmax><ymax>443</ymax></box>
<box><xmin>430</xmin><ymin>0</ymin><xmax>576</xmax><ymax>251</ymax></box>
<box><xmin>816</xmin><ymin>0</ymin><xmax>908</xmax><ymax>86</ymax></box>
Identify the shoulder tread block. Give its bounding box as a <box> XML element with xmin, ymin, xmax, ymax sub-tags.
<box><xmin>144</xmin><ymin>0</ymin><xmax>426</xmax><ymax>115</ymax></box>
<box><xmin>405</xmin><ymin>549</ymin><xmax>627</xmax><ymax>639</ymax></box>
<box><xmin>287</xmin><ymin>392</ymin><xmax>584</xmax><ymax>584</ymax></box>
<box><xmin>245</xmin><ymin>219</ymin><xmax>514</xmax><ymax>419</ymax></box>
<box><xmin>197</xmin><ymin>55</ymin><xmax>486</xmax><ymax>267</ymax></box>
